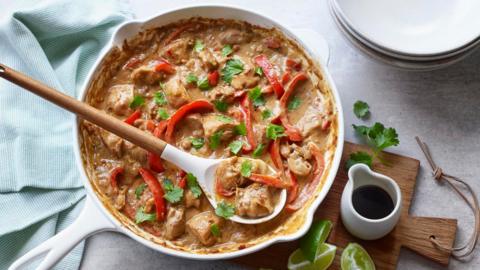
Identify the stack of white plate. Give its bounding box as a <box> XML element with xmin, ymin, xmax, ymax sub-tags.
<box><xmin>329</xmin><ymin>0</ymin><xmax>480</xmax><ymax>70</ymax></box>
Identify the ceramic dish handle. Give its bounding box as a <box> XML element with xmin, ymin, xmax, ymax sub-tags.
<box><xmin>8</xmin><ymin>197</ymin><xmax>116</xmax><ymax>270</ymax></box>
<box><xmin>293</xmin><ymin>28</ymin><xmax>330</xmax><ymax>66</ymax></box>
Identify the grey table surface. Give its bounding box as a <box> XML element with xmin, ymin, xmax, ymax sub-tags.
<box><xmin>56</xmin><ymin>0</ymin><xmax>479</xmax><ymax>269</ymax></box>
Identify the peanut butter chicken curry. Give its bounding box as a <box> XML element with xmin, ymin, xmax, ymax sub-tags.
<box><xmin>80</xmin><ymin>18</ymin><xmax>338</xmax><ymax>253</ymax></box>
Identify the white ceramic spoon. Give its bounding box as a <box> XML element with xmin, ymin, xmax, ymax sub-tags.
<box><xmin>0</xmin><ymin>63</ymin><xmax>287</xmax><ymax>224</ymax></box>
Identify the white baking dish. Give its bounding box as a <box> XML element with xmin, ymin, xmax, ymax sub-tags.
<box><xmin>9</xmin><ymin>4</ymin><xmax>344</xmax><ymax>270</ymax></box>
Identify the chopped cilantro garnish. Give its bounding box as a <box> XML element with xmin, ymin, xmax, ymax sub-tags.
<box><xmin>135</xmin><ymin>207</ymin><xmax>156</xmax><ymax>224</ymax></box>
<box><xmin>135</xmin><ymin>183</ymin><xmax>146</xmax><ymax>199</ymax></box>
<box><xmin>157</xmin><ymin>108</ymin><xmax>169</xmax><ymax>120</ymax></box>
<box><xmin>228</xmin><ymin>140</ymin><xmax>243</xmax><ymax>155</ymax></box>
<box><xmin>186</xmin><ymin>73</ymin><xmax>198</xmax><ymax>84</ymax></box>
<box><xmin>240</xmin><ymin>160</ymin><xmax>252</xmax><ymax>177</ymax></box>
<box><xmin>288</xmin><ymin>95</ymin><xmax>301</xmax><ymax>111</ymax></box>
<box><xmin>213</xmin><ymin>100</ymin><xmax>228</xmax><ymax>112</ymax></box>
<box><xmin>186</xmin><ymin>173</ymin><xmax>202</xmax><ymax>198</ymax></box>
<box><xmin>162</xmin><ymin>178</ymin><xmax>183</xmax><ymax>204</ymax></box>
<box><xmin>209</xmin><ymin>130</ymin><xmax>223</xmax><ymax>149</ymax></box>
<box><xmin>261</xmin><ymin>109</ymin><xmax>273</xmax><ymax>120</ymax></box>
<box><xmin>221</xmin><ymin>44</ymin><xmax>233</xmax><ymax>57</ymax></box>
<box><xmin>235</xmin><ymin>122</ymin><xmax>247</xmax><ymax>136</ymax></box>
<box><xmin>215</xmin><ymin>201</ymin><xmax>235</xmax><ymax>218</ymax></box>
<box><xmin>216</xmin><ymin>114</ymin><xmax>234</xmax><ymax>123</ymax></box>
<box><xmin>190</xmin><ymin>137</ymin><xmax>205</xmax><ymax>149</ymax></box>
<box><xmin>194</xmin><ymin>39</ymin><xmax>204</xmax><ymax>52</ymax></box>
<box><xmin>353</xmin><ymin>100</ymin><xmax>370</xmax><ymax>119</ymax></box>
<box><xmin>353</xmin><ymin>122</ymin><xmax>399</xmax><ymax>151</ymax></box>
<box><xmin>129</xmin><ymin>95</ymin><xmax>145</xmax><ymax>109</ymax></box>
<box><xmin>210</xmin><ymin>224</ymin><xmax>221</xmax><ymax>237</ymax></box>
<box><xmin>197</xmin><ymin>77</ymin><xmax>211</xmax><ymax>90</ymax></box>
<box><xmin>221</xmin><ymin>58</ymin><xmax>244</xmax><ymax>83</ymax></box>
<box><xmin>154</xmin><ymin>91</ymin><xmax>168</xmax><ymax>105</ymax></box>
<box><xmin>266</xmin><ymin>124</ymin><xmax>286</xmax><ymax>140</ymax></box>
<box><xmin>252</xmin><ymin>144</ymin><xmax>265</xmax><ymax>158</ymax></box>
<box><xmin>248</xmin><ymin>86</ymin><xmax>265</xmax><ymax>107</ymax></box>
<box><xmin>254</xmin><ymin>66</ymin><xmax>263</xmax><ymax>76</ymax></box>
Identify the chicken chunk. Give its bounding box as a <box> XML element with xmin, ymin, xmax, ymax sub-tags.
<box><xmin>99</xmin><ymin>130</ymin><xmax>123</xmax><ymax>157</ymax></box>
<box><xmin>231</xmin><ymin>74</ymin><xmax>260</xmax><ymax>90</ymax></box>
<box><xmin>236</xmin><ymin>183</ymin><xmax>274</xmax><ymax>218</ymax></box>
<box><xmin>219</xmin><ymin>29</ymin><xmax>251</xmax><ymax>45</ymax></box>
<box><xmin>202</xmin><ymin>113</ymin><xmax>238</xmax><ymax>141</ymax></box>
<box><xmin>161</xmin><ymin>38</ymin><xmax>192</xmax><ymax>65</ymax></box>
<box><xmin>113</xmin><ymin>187</ymin><xmax>127</xmax><ymax>210</ymax></box>
<box><xmin>131</xmin><ymin>65</ymin><xmax>163</xmax><ymax>85</ymax></box>
<box><xmin>197</xmin><ymin>49</ymin><xmax>218</xmax><ymax>70</ymax></box>
<box><xmin>281</xmin><ymin>143</ymin><xmax>313</xmax><ymax>177</ymax></box>
<box><xmin>208</xmin><ymin>85</ymin><xmax>236</xmax><ymax>103</ymax></box>
<box><xmin>214</xmin><ymin>157</ymin><xmax>249</xmax><ymax>195</ymax></box>
<box><xmin>105</xmin><ymin>84</ymin><xmax>134</xmax><ymax>116</ymax></box>
<box><xmin>184</xmin><ymin>189</ymin><xmax>201</xmax><ymax>208</ymax></box>
<box><xmin>164</xmin><ymin>77</ymin><xmax>190</xmax><ymax>108</ymax></box>
<box><xmin>186</xmin><ymin>211</ymin><xmax>222</xmax><ymax>246</ymax></box>
<box><xmin>165</xmin><ymin>206</ymin><xmax>186</xmax><ymax>240</ymax></box>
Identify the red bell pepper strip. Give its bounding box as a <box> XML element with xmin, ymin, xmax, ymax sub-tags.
<box><xmin>110</xmin><ymin>167</ymin><xmax>124</xmax><ymax>190</ymax></box>
<box><xmin>154</xmin><ymin>59</ymin><xmax>175</xmax><ymax>74</ymax></box>
<box><xmin>124</xmin><ymin>110</ymin><xmax>142</xmax><ymax>125</ymax></box>
<box><xmin>165</xmin><ymin>100</ymin><xmax>213</xmax><ymax>143</ymax></box>
<box><xmin>281</xmin><ymin>71</ymin><xmax>291</xmax><ymax>85</ymax></box>
<box><xmin>240</xmin><ymin>95</ymin><xmax>256</xmax><ymax>153</ymax></box>
<box><xmin>285</xmin><ymin>58</ymin><xmax>302</xmax><ymax>71</ymax></box>
<box><xmin>215</xmin><ymin>179</ymin><xmax>235</xmax><ymax>197</ymax></box>
<box><xmin>254</xmin><ymin>55</ymin><xmax>284</xmax><ymax>98</ymax></box>
<box><xmin>164</xmin><ymin>23</ymin><xmax>194</xmax><ymax>45</ymax></box>
<box><xmin>139</xmin><ymin>168</ymin><xmax>166</xmax><ymax>221</ymax></box>
<box><xmin>286</xmin><ymin>170</ymin><xmax>299</xmax><ymax>204</ymax></box>
<box><xmin>269</xmin><ymin>139</ymin><xmax>283</xmax><ymax>170</ymax></box>
<box><xmin>146</xmin><ymin>120</ymin><xmax>156</xmax><ymax>132</ymax></box>
<box><xmin>286</xmin><ymin>144</ymin><xmax>324</xmax><ymax>211</ymax></box>
<box><xmin>153</xmin><ymin>120</ymin><xmax>168</xmax><ymax>139</ymax></box>
<box><xmin>177</xmin><ymin>170</ymin><xmax>187</xmax><ymax>189</ymax></box>
<box><xmin>207</xmin><ymin>70</ymin><xmax>219</xmax><ymax>86</ymax></box>
<box><xmin>147</xmin><ymin>152</ymin><xmax>165</xmax><ymax>173</ymax></box>
<box><xmin>249</xmin><ymin>173</ymin><xmax>292</xmax><ymax>189</ymax></box>
<box><xmin>123</xmin><ymin>56</ymin><xmax>142</xmax><ymax>70</ymax></box>
<box><xmin>279</xmin><ymin>72</ymin><xmax>308</xmax><ymax>142</ymax></box>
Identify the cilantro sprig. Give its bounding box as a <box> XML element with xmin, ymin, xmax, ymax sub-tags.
<box><xmin>135</xmin><ymin>207</ymin><xmax>156</xmax><ymax>224</ymax></box>
<box><xmin>353</xmin><ymin>100</ymin><xmax>370</xmax><ymax>119</ymax></box>
<box><xmin>221</xmin><ymin>58</ymin><xmax>244</xmax><ymax>83</ymax></box>
<box><xmin>162</xmin><ymin>179</ymin><xmax>183</xmax><ymax>204</ymax></box>
<box><xmin>186</xmin><ymin>173</ymin><xmax>202</xmax><ymax>198</ymax></box>
<box><xmin>215</xmin><ymin>201</ymin><xmax>235</xmax><ymax>218</ymax></box>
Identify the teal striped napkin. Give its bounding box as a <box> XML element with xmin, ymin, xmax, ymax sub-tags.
<box><xmin>0</xmin><ymin>0</ymin><xmax>131</xmax><ymax>269</ymax></box>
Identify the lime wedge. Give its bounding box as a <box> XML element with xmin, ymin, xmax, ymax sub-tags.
<box><xmin>288</xmin><ymin>243</ymin><xmax>336</xmax><ymax>270</ymax></box>
<box><xmin>340</xmin><ymin>243</ymin><xmax>375</xmax><ymax>270</ymax></box>
<box><xmin>299</xmin><ymin>220</ymin><xmax>333</xmax><ymax>262</ymax></box>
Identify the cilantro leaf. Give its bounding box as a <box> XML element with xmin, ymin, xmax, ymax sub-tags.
<box><xmin>221</xmin><ymin>58</ymin><xmax>244</xmax><ymax>83</ymax></box>
<box><xmin>216</xmin><ymin>114</ymin><xmax>234</xmax><ymax>123</ymax></box>
<box><xmin>209</xmin><ymin>130</ymin><xmax>223</xmax><ymax>149</ymax></box>
<box><xmin>214</xmin><ymin>100</ymin><xmax>228</xmax><ymax>112</ymax></box>
<box><xmin>194</xmin><ymin>39</ymin><xmax>204</xmax><ymax>52</ymax></box>
<box><xmin>197</xmin><ymin>77</ymin><xmax>211</xmax><ymax>90</ymax></box>
<box><xmin>222</xmin><ymin>44</ymin><xmax>233</xmax><ymax>57</ymax></box>
<box><xmin>186</xmin><ymin>173</ymin><xmax>202</xmax><ymax>198</ymax></box>
<box><xmin>162</xmin><ymin>178</ymin><xmax>183</xmax><ymax>203</ymax></box>
<box><xmin>254</xmin><ymin>66</ymin><xmax>263</xmax><ymax>76</ymax></box>
<box><xmin>235</xmin><ymin>122</ymin><xmax>247</xmax><ymax>136</ymax></box>
<box><xmin>353</xmin><ymin>100</ymin><xmax>370</xmax><ymax>119</ymax></box>
<box><xmin>210</xmin><ymin>224</ymin><xmax>221</xmax><ymax>237</ymax></box>
<box><xmin>346</xmin><ymin>151</ymin><xmax>373</xmax><ymax>169</ymax></box>
<box><xmin>157</xmin><ymin>108</ymin><xmax>169</xmax><ymax>120</ymax></box>
<box><xmin>248</xmin><ymin>86</ymin><xmax>265</xmax><ymax>107</ymax></box>
<box><xmin>229</xmin><ymin>140</ymin><xmax>243</xmax><ymax>155</ymax></box>
<box><xmin>252</xmin><ymin>143</ymin><xmax>265</xmax><ymax>158</ymax></box>
<box><xmin>266</xmin><ymin>124</ymin><xmax>286</xmax><ymax>140</ymax></box>
<box><xmin>154</xmin><ymin>91</ymin><xmax>168</xmax><ymax>105</ymax></box>
<box><xmin>240</xmin><ymin>160</ymin><xmax>252</xmax><ymax>177</ymax></box>
<box><xmin>353</xmin><ymin>122</ymin><xmax>399</xmax><ymax>151</ymax></box>
<box><xmin>135</xmin><ymin>183</ymin><xmax>146</xmax><ymax>199</ymax></box>
<box><xmin>190</xmin><ymin>137</ymin><xmax>205</xmax><ymax>149</ymax></box>
<box><xmin>135</xmin><ymin>207</ymin><xmax>156</xmax><ymax>224</ymax></box>
<box><xmin>288</xmin><ymin>95</ymin><xmax>301</xmax><ymax>111</ymax></box>
<box><xmin>261</xmin><ymin>109</ymin><xmax>273</xmax><ymax>120</ymax></box>
<box><xmin>186</xmin><ymin>73</ymin><xmax>198</xmax><ymax>84</ymax></box>
<box><xmin>215</xmin><ymin>201</ymin><xmax>235</xmax><ymax>218</ymax></box>
<box><xmin>129</xmin><ymin>95</ymin><xmax>145</xmax><ymax>109</ymax></box>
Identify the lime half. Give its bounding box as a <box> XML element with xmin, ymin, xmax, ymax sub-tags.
<box><xmin>340</xmin><ymin>243</ymin><xmax>375</xmax><ymax>270</ymax></box>
<box><xmin>288</xmin><ymin>243</ymin><xmax>337</xmax><ymax>270</ymax></box>
<box><xmin>299</xmin><ymin>220</ymin><xmax>333</xmax><ymax>262</ymax></box>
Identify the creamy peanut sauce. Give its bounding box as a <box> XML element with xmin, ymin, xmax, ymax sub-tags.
<box><xmin>80</xmin><ymin>18</ymin><xmax>338</xmax><ymax>253</ymax></box>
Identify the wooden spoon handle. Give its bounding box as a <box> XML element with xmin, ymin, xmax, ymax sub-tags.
<box><xmin>0</xmin><ymin>63</ymin><xmax>167</xmax><ymax>155</ymax></box>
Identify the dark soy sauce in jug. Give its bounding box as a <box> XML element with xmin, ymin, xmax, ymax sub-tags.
<box><xmin>352</xmin><ymin>185</ymin><xmax>394</xmax><ymax>219</ymax></box>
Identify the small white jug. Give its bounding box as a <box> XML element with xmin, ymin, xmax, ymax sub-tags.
<box><xmin>340</xmin><ymin>164</ymin><xmax>402</xmax><ymax>240</ymax></box>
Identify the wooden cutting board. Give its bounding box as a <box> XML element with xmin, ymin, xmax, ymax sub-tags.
<box><xmin>232</xmin><ymin>142</ymin><xmax>457</xmax><ymax>269</ymax></box>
